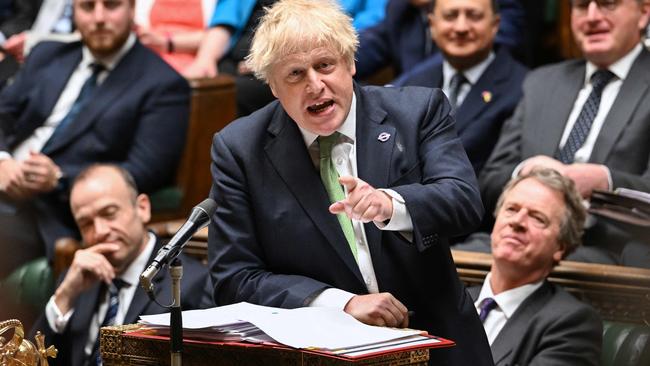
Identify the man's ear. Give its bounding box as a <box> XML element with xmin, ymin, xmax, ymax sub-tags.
<box><xmin>428</xmin><ymin>12</ymin><xmax>437</xmax><ymax>40</ymax></box>
<box><xmin>268</xmin><ymin>79</ymin><xmax>278</xmax><ymax>98</ymax></box>
<box><xmin>552</xmin><ymin>245</ymin><xmax>566</xmax><ymax>263</ymax></box>
<box><xmin>348</xmin><ymin>60</ymin><xmax>356</xmax><ymax>77</ymax></box>
<box><xmin>639</xmin><ymin>1</ymin><xmax>650</xmax><ymax>32</ymax></box>
<box><xmin>135</xmin><ymin>193</ymin><xmax>151</xmax><ymax>224</ymax></box>
<box><xmin>491</xmin><ymin>14</ymin><xmax>501</xmax><ymax>38</ymax></box>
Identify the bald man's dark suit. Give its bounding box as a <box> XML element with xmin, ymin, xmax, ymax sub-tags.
<box><xmin>208</xmin><ymin>83</ymin><xmax>493</xmax><ymax>365</ymax></box>
<box><xmin>31</xmin><ymin>238</ymin><xmax>208</xmax><ymax>366</ymax></box>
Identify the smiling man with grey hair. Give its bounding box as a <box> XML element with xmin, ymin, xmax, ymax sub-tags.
<box><xmin>467</xmin><ymin>168</ymin><xmax>602</xmax><ymax>365</ymax></box>
<box><xmin>480</xmin><ymin>0</ymin><xmax>650</xmax><ymax>267</ymax></box>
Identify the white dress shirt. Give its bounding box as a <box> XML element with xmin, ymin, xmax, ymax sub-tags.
<box><xmin>558</xmin><ymin>44</ymin><xmax>642</xmax><ymax>164</ymax></box>
<box><xmin>3</xmin><ymin>34</ymin><xmax>136</xmax><ymax>162</ymax></box>
<box><xmin>300</xmin><ymin>93</ymin><xmax>414</xmax><ymax>309</ymax></box>
<box><xmin>45</xmin><ymin>232</ymin><xmax>156</xmax><ymax>358</ymax></box>
<box><xmin>475</xmin><ymin>272</ymin><xmax>543</xmax><ymax>345</ymax></box>
<box><xmin>442</xmin><ymin>52</ymin><xmax>495</xmax><ymax>108</ymax></box>
<box><xmin>512</xmin><ymin>43</ymin><xmax>643</xmax><ymax>189</ymax></box>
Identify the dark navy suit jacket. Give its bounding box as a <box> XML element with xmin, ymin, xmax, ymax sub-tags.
<box><xmin>355</xmin><ymin>0</ymin><xmax>525</xmax><ymax>80</ymax></box>
<box><xmin>32</xmin><ymin>238</ymin><xmax>209</xmax><ymax>366</ymax></box>
<box><xmin>208</xmin><ymin>84</ymin><xmax>493</xmax><ymax>365</ymax></box>
<box><xmin>0</xmin><ymin>40</ymin><xmax>190</xmax><ymax>258</ymax></box>
<box><xmin>393</xmin><ymin>48</ymin><xmax>528</xmax><ymax>175</ymax></box>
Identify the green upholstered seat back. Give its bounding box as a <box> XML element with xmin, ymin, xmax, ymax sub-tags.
<box><xmin>602</xmin><ymin>321</ymin><xmax>650</xmax><ymax>366</ymax></box>
<box><xmin>0</xmin><ymin>257</ymin><xmax>54</xmax><ymax>313</ymax></box>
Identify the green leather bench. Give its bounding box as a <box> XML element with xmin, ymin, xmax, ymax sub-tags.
<box><xmin>603</xmin><ymin>320</ymin><xmax>650</xmax><ymax>366</ymax></box>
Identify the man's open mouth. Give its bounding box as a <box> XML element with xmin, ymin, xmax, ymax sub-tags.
<box><xmin>307</xmin><ymin>100</ymin><xmax>334</xmax><ymax>113</ymax></box>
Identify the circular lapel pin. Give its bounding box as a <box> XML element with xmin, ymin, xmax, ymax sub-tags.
<box><xmin>377</xmin><ymin>132</ymin><xmax>391</xmax><ymax>142</ymax></box>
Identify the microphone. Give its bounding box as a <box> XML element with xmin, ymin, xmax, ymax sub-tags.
<box><xmin>140</xmin><ymin>198</ymin><xmax>217</xmax><ymax>294</ymax></box>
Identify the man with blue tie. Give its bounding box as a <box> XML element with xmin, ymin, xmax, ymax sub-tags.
<box><xmin>468</xmin><ymin>168</ymin><xmax>602</xmax><ymax>365</ymax></box>
<box><xmin>208</xmin><ymin>1</ymin><xmax>492</xmax><ymax>365</ymax></box>
<box><xmin>480</xmin><ymin>0</ymin><xmax>650</xmax><ymax>266</ymax></box>
<box><xmin>0</xmin><ymin>0</ymin><xmax>190</xmax><ymax>278</ymax></box>
<box><xmin>32</xmin><ymin>164</ymin><xmax>208</xmax><ymax>366</ymax></box>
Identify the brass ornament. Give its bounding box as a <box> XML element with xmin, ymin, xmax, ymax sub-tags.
<box><xmin>0</xmin><ymin>320</ymin><xmax>57</xmax><ymax>366</ymax></box>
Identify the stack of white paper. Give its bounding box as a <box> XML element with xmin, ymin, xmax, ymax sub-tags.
<box><xmin>138</xmin><ymin>302</ymin><xmax>438</xmax><ymax>355</ymax></box>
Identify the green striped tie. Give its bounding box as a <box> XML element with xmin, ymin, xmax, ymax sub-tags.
<box><xmin>318</xmin><ymin>133</ymin><xmax>358</xmax><ymax>260</ymax></box>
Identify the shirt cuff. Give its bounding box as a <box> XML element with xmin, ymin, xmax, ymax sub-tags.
<box><xmin>45</xmin><ymin>295</ymin><xmax>74</xmax><ymax>333</ymax></box>
<box><xmin>0</xmin><ymin>152</ymin><xmax>11</xmax><ymax>161</ymax></box>
<box><xmin>375</xmin><ymin>189</ymin><xmax>413</xmax><ymax>232</ymax></box>
<box><xmin>307</xmin><ymin>288</ymin><xmax>356</xmax><ymax>310</ymax></box>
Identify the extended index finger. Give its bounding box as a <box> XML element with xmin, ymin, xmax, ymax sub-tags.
<box><xmin>338</xmin><ymin>175</ymin><xmax>357</xmax><ymax>191</ymax></box>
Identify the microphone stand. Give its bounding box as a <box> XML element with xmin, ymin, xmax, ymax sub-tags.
<box><xmin>170</xmin><ymin>258</ymin><xmax>183</xmax><ymax>366</ymax></box>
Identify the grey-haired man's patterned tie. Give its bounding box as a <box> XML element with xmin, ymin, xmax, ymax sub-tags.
<box><xmin>556</xmin><ymin>69</ymin><xmax>616</xmax><ymax>164</ymax></box>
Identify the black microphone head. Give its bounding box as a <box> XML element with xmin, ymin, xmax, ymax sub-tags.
<box><xmin>187</xmin><ymin>198</ymin><xmax>217</xmax><ymax>227</ymax></box>
<box><xmin>197</xmin><ymin>198</ymin><xmax>217</xmax><ymax>216</ymax></box>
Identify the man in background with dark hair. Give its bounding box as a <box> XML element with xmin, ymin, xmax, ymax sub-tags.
<box><xmin>393</xmin><ymin>0</ymin><xmax>527</xmax><ymax>175</ymax></box>
<box><xmin>0</xmin><ymin>0</ymin><xmax>189</xmax><ymax>278</ymax></box>
<box><xmin>354</xmin><ymin>0</ymin><xmax>524</xmax><ymax>80</ymax></box>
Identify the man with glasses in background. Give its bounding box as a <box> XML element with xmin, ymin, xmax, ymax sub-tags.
<box><xmin>479</xmin><ymin>0</ymin><xmax>650</xmax><ymax>267</ymax></box>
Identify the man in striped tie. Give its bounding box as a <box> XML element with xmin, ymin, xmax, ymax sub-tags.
<box><xmin>32</xmin><ymin>164</ymin><xmax>209</xmax><ymax>366</ymax></box>
<box><xmin>480</xmin><ymin>0</ymin><xmax>650</xmax><ymax>267</ymax></box>
<box><xmin>469</xmin><ymin>168</ymin><xmax>602</xmax><ymax>366</ymax></box>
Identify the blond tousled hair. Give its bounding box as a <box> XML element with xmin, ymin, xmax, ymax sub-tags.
<box><xmin>246</xmin><ymin>0</ymin><xmax>359</xmax><ymax>83</ymax></box>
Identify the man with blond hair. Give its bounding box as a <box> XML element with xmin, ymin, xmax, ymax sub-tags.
<box><xmin>207</xmin><ymin>1</ymin><xmax>492</xmax><ymax>364</ymax></box>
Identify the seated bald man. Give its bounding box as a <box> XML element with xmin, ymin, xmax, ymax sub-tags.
<box><xmin>32</xmin><ymin>164</ymin><xmax>209</xmax><ymax>366</ymax></box>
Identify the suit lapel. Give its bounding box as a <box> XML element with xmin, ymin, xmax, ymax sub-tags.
<box><xmin>123</xmin><ymin>239</ymin><xmax>166</xmax><ymax>323</ymax></box>
<box><xmin>455</xmin><ymin>50</ymin><xmax>508</xmax><ymax>133</ymax></box>
<box><xmin>491</xmin><ymin>282</ymin><xmax>553</xmax><ymax>365</ymax></box>
<box><xmin>432</xmin><ymin>64</ymin><xmax>444</xmax><ymax>89</ymax></box>
<box><xmin>590</xmin><ymin>49</ymin><xmax>650</xmax><ymax>164</ymax></box>
<box><xmin>264</xmin><ymin>107</ymin><xmax>364</xmax><ymax>284</ymax></box>
<box><xmin>123</xmin><ymin>283</ymin><xmax>155</xmax><ymax>325</ymax></box>
<box><xmin>536</xmin><ymin>62</ymin><xmax>585</xmax><ymax>156</ymax></box>
<box><xmin>468</xmin><ymin>285</ymin><xmax>481</xmax><ymax>301</ymax></box>
<box><xmin>354</xmin><ymin>86</ymin><xmax>392</xmax><ymax>262</ymax></box>
<box><xmin>42</xmin><ymin>42</ymin><xmax>145</xmax><ymax>155</ymax></box>
<box><xmin>15</xmin><ymin>46</ymin><xmax>80</xmax><ymax>144</ymax></box>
